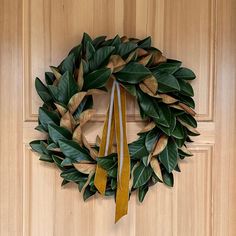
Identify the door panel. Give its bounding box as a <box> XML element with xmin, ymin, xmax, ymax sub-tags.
<box><xmin>1</xmin><ymin>0</ymin><xmax>236</xmax><ymax>235</ymax></box>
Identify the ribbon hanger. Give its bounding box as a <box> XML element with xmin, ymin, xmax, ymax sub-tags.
<box><xmin>94</xmin><ymin>79</ymin><xmax>130</xmax><ymax>223</ymax></box>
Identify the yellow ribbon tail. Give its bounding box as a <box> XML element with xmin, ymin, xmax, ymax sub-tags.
<box><xmin>114</xmin><ymin>84</ymin><xmax>130</xmax><ymax>223</ymax></box>
<box><xmin>94</xmin><ymin>107</ymin><xmax>115</xmax><ymax>195</ymax></box>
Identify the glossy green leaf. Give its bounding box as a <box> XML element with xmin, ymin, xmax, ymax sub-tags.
<box><xmin>47</xmin><ymin>85</ymin><xmax>59</xmax><ymax>100</ymax></box>
<box><xmin>85</xmin><ymin>41</ymin><xmax>95</xmax><ymax>61</ymax></box>
<box><xmin>162</xmin><ymin>169</ymin><xmax>174</xmax><ymax>187</ymax></box>
<box><xmin>83</xmin><ymin>185</ymin><xmax>96</xmax><ymax>200</ymax></box>
<box><xmin>174</xmin><ymin>67</ymin><xmax>196</xmax><ymax>80</ymax></box>
<box><xmin>116</xmin><ymin>62</ymin><xmax>151</xmax><ymax>84</ymax></box>
<box><xmin>121</xmin><ymin>83</ymin><xmax>137</xmax><ymax>97</ymax></box>
<box><xmin>133</xmin><ymin>163</ymin><xmax>153</xmax><ymax>188</ymax></box>
<box><xmin>83</xmin><ymin>68</ymin><xmax>111</xmax><ymax>90</ymax></box>
<box><xmin>171</xmin><ymin>121</ymin><xmax>185</xmax><ymax>139</ymax></box>
<box><xmin>129</xmin><ymin>134</ymin><xmax>149</xmax><ymax>159</ymax></box>
<box><xmin>48</xmin><ymin>124</ymin><xmax>72</xmax><ymax>144</ymax></box>
<box><xmin>157</xmin><ymin>113</ymin><xmax>176</xmax><ymax>136</ymax></box>
<box><xmin>39</xmin><ymin>154</ymin><xmax>53</xmax><ymax>162</ymax></box>
<box><xmin>159</xmin><ymin>138</ymin><xmax>178</xmax><ymax>173</ymax></box>
<box><xmin>89</xmin><ymin>46</ymin><xmax>115</xmax><ymax>70</ymax></box>
<box><xmin>45</xmin><ymin>72</ymin><xmax>55</xmax><ymax>85</ymax></box>
<box><xmin>57</xmin><ymin>71</ymin><xmax>78</xmax><ymax>104</ymax></box>
<box><xmin>58</xmin><ymin>53</ymin><xmax>75</xmax><ymax>74</ymax></box>
<box><xmin>178</xmin><ymin>94</ymin><xmax>195</xmax><ymax>109</ymax></box>
<box><xmin>154</xmin><ymin>72</ymin><xmax>180</xmax><ymax>92</ymax></box>
<box><xmin>61</xmin><ymin>168</ymin><xmax>87</xmax><ymax>182</ymax></box>
<box><xmin>92</xmin><ymin>35</ymin><xmax>107</xmax><ymax>49</ymax></box>
<box><xmin>178</xmin><ymin>113</ymin><xmax>197</xmax><ymax>128</ymax></box>
<box><xmin>30</xmin><ymin>140</ymin><xmax>47</xmax><ymax>154</ymax></box>
<box><xmin>138</xmin><ymin>36</ymin><xmax>151</xmax><ymax>49</ymax></box>
<box><xmin>152</xmin><ymin>59</ymin><xmax>182</xmax><ymax>74</ymax></box>
<box><xmin>52</xmin><ymin>155</ymin><xmax>66</xmax><ymax>171</ymax></box>
<box><xmin>138</xmin><ymin>184</ymin><xmax>149</xmax><ymax>202</ymax></box>
<box><xmin>58</xmin><ymin>139</ymin><xmax>93</xmax><ymax>163</ymax></box>
<box><xmin>82</xmin><ymin>32</ymin><xmax>93</xmax><ymax>52</ymax></box>
<box><xmin>137</xmin><ymin>91</ymin><xmax>159</xmax><ymax>119</ymax></box>
<box><xmin>111</xmin><ymin>35</ymin><xmax>121</xmax><ymax>47</ymax></box>
<box><xmin>145</xmin><ymin>129</ymin><xmax>158</xmax><ymax>152</ymax></box>
<box><xmin>178</xmin><ymin>79</ymin><xmax>194</xmax><ymax>97</ymax></box>
<box><xmin>38</xmin><ymin>107</ymin><xmax>60</xmax><ymax>131</ymax></box>
<box><xmin>68</xmin><ymin>44</ymin><xmax>82</xmax><ymax>63</ymax></box>
<box><xmin>96</xmin><ymin>153</ymin><xmax>117</xmax><ymax>170</ymax></box>
<box><xmin>35</xmin><ymin>78</ymin><xmax>53</xmax><ymax>104</ymax></box>
<box><xmin>116</xmin><ymin>42</ymin><xmax>137</xmax><ymax>57</ymax></box>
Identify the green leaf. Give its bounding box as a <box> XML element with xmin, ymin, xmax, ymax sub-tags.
<box><xmin>61</xmin><ymin>168</ymin><xmax>87</xmax><ymax>182</ymax></box>
<box><xmin>138</xmin><ymin>184</ymin><xmax>149</xmax><ymax>202</ymax></box>
<box><xmin>138</xmin><ymin>36</ymin><xmax>151</xmax><ymax>49</ymax></box>
<box><xmin>116</xmin><ymin>42</ymin><xmax>137</xmax><ymax>57</ymax></box>
<box><xmin>83</xmin><ymin>68</ymin><xmax>111</xmax><ymax>90</ymax></box>
<box><xmin>45</xmin><ymin>72</ymin><xmax>55</xmax><ymax>85</ymax></box>
<box><xmin>133</xmin><ymin>163</ymin><xmax>153</xmax><ymax>188</ymax></box>
<box><xmin>92</xmin><ymin>36</ymin><xmax>107</xmax><ymax>49</ymax></box>
<box><xmin>174</xmin><ymin>67</ymin><xmax>196</xmax><ymax>80</ymax></box>
<box><xmin>30</xmin><ymin>140</ymin><xmax>47</xmax><ymax>154</ymax></box>
<box><xmin>178</xmin><ymin>94</ymin><xmax>195</xmax><ymax>109</ymax></box>
<box><xmin>108</xmin><ymin>168</ymin><xmax>117</xmax><ymax>178</ymax></box>
<box><xmin>159</xmin><ymin>138</ymin><xmax>178</xmax><ymax>173</ymax></box>
<box><xmin>38</xmin><ymin>107</ymin><xmax>60</xmax><ymax>131</ymax></box>
<box><xmin>47</xmin><ymin>85</ymin><xmax>59</xmax><ymax>100</ymax></box>
<box><xmin>154</xmin><ymin>72</ymin><xmax>180</xmax><ymax>92</ymax></box>
<box><xmin>52</xmin><ymin>155</ymin><xmax>66</xmax><ymax>171</ymax></box>
<box><xmin>128</xmin><ymin>134</ymin><xmax>149</xmax><ymax>159</ymax></box>
<box><xmin>137</xmin><ymin>91</ymin><xmax>159</xmax><ymax>119</ymax></box>
<box><xmin>58</xmin><ymin>53</ymin><xmax>75</xmax><ymax>74</ymax></box>
<box><xmin>68</xmin><ymin>44</ymin><xmax>82</xmax><ymax>62</ymax></box>
<box><xmin>89</xmin><ymin>46</ymin><xmax>115</xmax><ymax>70</ymax></box>
<box><xmin>121</xmin><ymin>83</ymin><xmax>137</xmax><ymax>97</ymax></box>
<box><xmin>111</xmin><ymin>35</ymin><xmax>121</xmax><ymax>47</ymax></box>
<box><xmin>58</xmin><ymin>139</ymin><xmax>93</xmax><ymax>163</ymax></box>
<box><xmin>178</xmin><ymin>113</ymin><xmax>197</xmax><ymax>128</ymax></box>
<box><xmin>48</xmin><ymin>124</ymin><xmax>72</xmax><ymax>144</ymax></box>
<box><xmin>157</xmin><ymin>113</ymin><xmax>176</xmax><ymax>136</ymax></box>
<box><xmin>35</xmin><ymin>78</ymin><xmax>53</xmax><ymax>104</ymax></box>
<box><xmin>152</xmin><ymin>59</ymin><xmax>182</xmax><ymax>74</ymax></box>
<box><xmin>83</xmin><ymin>185</ymin><xmax>96</xmax><ymax>201</ymax></box>
<box><xmin>85</xmin><ymin>41</ymin><xmax>95</xmax><ymax>61</ymax></box>
<box><xmin>171</xmin><ymin>121</ymin><xmax>185</xmax><ymax>139</ymax></box>
<box><xmin>145</xmin><ymin>129</ymin><xmax>158</xmax><ymax>152</ymax></box>
<box><xmin>162</xmin><ymin>169</ymin><xmax>174</xmax><ymax>187</ymax></box>
<box><xmin>57</xmin><ymin>71</ymin><xmax>78</xmax><ymax>104</ymax></box>
<box><xmin>154</xmin><ymin>103</ymin><xmax>171</xmax><ymax>128</ymax></box>
<box><xmin>116</xmin><ymin>62</ymin><xmax>151</xmax><ymax>84</ymax></box>
<box><xmin>178</xmin><ymin>79</ymin><xmax>194</xmax><ymax>97</ymax></box>
<box><xmin>174</xmin><ymin>137</ymin><xmax>186</xmax><ymax>148</ymax></box>
<box><xmin>39</xmin><ymin>154</ymin><xmax>53</xmax><ymax>162</ymax></box>
<box><xmin>111</xmin><ymin>178</ymin><xmax>117</xmax><ymax>190</ymax></box>
<box><xmin>35</xmin><ymin>124</ymin><xmax>47</xmax><ymax>133</ymax></box>
<box><xmin>82</xmin><ymin>32</ymin><xmax>93</xmax><ymax>52</ymax></box>
<box><xmin>96</xmin><ymin>153</ymin><xmax>117</xmax><ymax>170</ymax></box>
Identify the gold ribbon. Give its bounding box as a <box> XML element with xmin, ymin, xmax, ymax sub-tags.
<box><xmin>94</xmin><ymin>80</ymin><xmax>130</xmax><ymax>223</ymax></box>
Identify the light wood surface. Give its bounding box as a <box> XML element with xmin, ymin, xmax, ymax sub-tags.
<box><xmin>1</xmin><ymin>0</ymin><xmax>236</xmax><ymax>235</ymax></box>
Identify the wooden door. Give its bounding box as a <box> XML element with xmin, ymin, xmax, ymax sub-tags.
<box><xmin>1</xmin><ymin>0</ymin><xmax>236</xmax><ymax>235</ymax></box>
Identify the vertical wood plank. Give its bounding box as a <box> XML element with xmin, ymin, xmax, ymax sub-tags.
<box><xmin>0</xmin><ymin>0</ymin><xmax>23</xmax><ymax>235</ymax></box>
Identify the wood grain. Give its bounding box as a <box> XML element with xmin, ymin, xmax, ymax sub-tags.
<box><xmin>0</xmin><ymin>0</ymin><xmax>236</xmax><ymax>235</ymax></box>
<box><xmin>0</xmin><ymin>0</ymin><xmax>23</xmax><ymax>235</ymax></box>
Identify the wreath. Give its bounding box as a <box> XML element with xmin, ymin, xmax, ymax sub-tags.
<box><xmin>30</xmin><ymin>33</ymin><xmax>199</xmax><ymax>222</ymax></box>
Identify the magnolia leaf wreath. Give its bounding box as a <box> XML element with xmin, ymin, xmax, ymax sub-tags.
<box><xmin>30</xmin><ymin>33</ymin><xmax>199</xmax><ymax>222</ymax></box>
